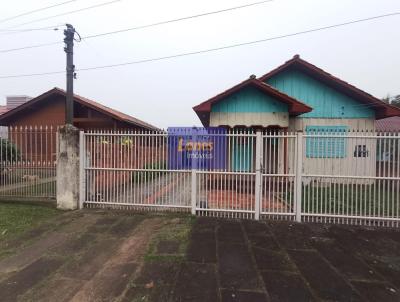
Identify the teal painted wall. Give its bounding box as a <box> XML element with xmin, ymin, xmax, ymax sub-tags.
<box><xmin>265</xmin><ymin>70</ymin><xmax>375</xmax><ymax>118</ymax></box>
<box><xmin>211</xmin><ymin>86</ymin><xmax>289</xmax><ymax>113</ymax></box>
<box><xmin>231</xmin><ymin>142</ymin><xmax>253</xmax><ymax>172</ymax></box>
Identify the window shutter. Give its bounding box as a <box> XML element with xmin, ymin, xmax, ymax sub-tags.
<box><xmin>306</xmin><ymin>126</ymin><xmax>347</xmax><ymax>158</ymax></box>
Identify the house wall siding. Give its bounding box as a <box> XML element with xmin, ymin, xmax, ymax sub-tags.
<box><xmin>210</xmin><ymin>86</ymin><xmax>289</xmax><ymax>127</ymax></box>
<box><xmin>265</xmin><ymin>69</ymin><xmax>375</xmax><ymax>119</ymax></box>
<box><xmin>288</xmin><ymin>117</ymin><xmax>376</xmax><ymax>182</ymax></box>
<box><xmin>212</xmin><ymin>86</ymin><xmax>289</xmax><ymax>113</ymax></box>
<box><xmin>8</xmin><ymin>97</ymin><xmax>65</xmax><ymax>128</ymax></box>
<box><xmin>289</xmin><ymin>117</ymin><xmax>375</xmax><ymax>132</ymax></box>
<box><xmin>210</xmin><ymin>112</ymin><xmax>289</xmax><ymax>127</ymax></box>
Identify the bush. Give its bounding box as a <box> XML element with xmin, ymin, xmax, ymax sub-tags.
<box><xmin>0</xmin><ymin>139</ymin><xmax>21</xmax><ymax>164</ymax></box>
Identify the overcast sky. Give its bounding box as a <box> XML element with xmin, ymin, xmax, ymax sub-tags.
<box><xmin>0</xmin><ymin>0</ymin><xmax>399</xmax><ymax>128</ymax></box>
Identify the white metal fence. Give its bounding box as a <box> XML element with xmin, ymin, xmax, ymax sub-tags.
<box><xmin>0</xmin><ymin>126</ymin><xmax>57</xmax><ymax>200</ymax></box>
<box><xmin>80</xmin><ymin>130</ymin><xmax>400</xmax><ymax>227</ymax></box>
<box><xmin>80</xmin><ymin>130</ymin><xmax>191</xmax><ymax>211</ymax></box>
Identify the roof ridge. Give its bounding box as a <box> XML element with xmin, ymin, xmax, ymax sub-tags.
<box><xmin>0</xmin><ymin>87</ymin><xmax>158</xmax><ymax>130</ymax></box>
<box><xmin>258</xmin><ymin>55</ymin><xmax>400</xmax><ymax>119</ymax></box>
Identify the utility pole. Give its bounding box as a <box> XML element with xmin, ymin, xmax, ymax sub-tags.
<box><xmin>64</xmin><ymin>24</ymin><xmax>75</xmax><ymax>125</ymax></box>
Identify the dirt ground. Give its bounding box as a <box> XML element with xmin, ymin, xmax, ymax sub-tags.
<box><xmin>0</xmin><ymin>210</ymin><xmax>400</xmax><ymax>302</ymax></box>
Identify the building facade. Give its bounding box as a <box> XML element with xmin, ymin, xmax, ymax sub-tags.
<box><xmin>193</xmin><ymin>55</ymin><xmax>400</xmax><ymax>179</ymax></box>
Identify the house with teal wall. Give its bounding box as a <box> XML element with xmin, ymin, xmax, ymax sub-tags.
<box><xmin>193</xmin><ymin>55</ymin><xmax>400</xmax><ymax>175</ymax></box>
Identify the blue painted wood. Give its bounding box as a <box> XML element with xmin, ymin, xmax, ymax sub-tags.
<box><xmin>231</xmin><ymin>142</ymin><xmax>253</xmax><ymax>172</ymax></box>
<box><xmin>265</xmin><ymin>70</ymin><xmax>375</xmax><ymax>118</ymax></box>
<box><xmin>211</xmin><ymin>86</ymin><xmax>288</xmax><ymax>113</ymax></box>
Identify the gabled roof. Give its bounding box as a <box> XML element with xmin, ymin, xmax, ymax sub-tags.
<box><xmin>0</xmin><ymin>87</ymin><xmax>157</xmax><ymax>130</ymax></box>
<box><xmin>193</xmin><ymin>77</ymin><xmax>312</xmax><ymax>126</ymax></box>
<box><xmin>259</xmin><ymin>55</ymin><xmax>400</xmax><ymax>119</ymax></box>
<box><xmin>376</xmin><ymin>116</ymin><xmax>400</xmax><ymax>132</ymax></box>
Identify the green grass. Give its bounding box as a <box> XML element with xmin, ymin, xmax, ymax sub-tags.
<box><xmin>145</xmin><ymin>216</ymin><xmax>194</xmax><ymax>262</ymax></box>
<box><xmin>0</xmin><ymin>181</ymin><xmax>56</xmax><ymax>197</ymax></box>
<box><xmin>301</xmin><ymin>183</ymin><xmax>399</xmax><ymax>217</ymax></box>
<box><xmin>0</xmin><ymin>202</ymin><xmax>60</xmax><ymax>241</ymax></box>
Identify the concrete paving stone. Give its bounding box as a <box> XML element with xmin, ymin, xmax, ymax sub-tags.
<box><xmin>218</xmin><ymin>242</ymin><xmax>263</xmax><ymax>290</ymax></box>
<box><xmin>242</xmin><ymin>220</ymin><xmax>270</xmax><ymax>236</ymax></box>
<box><xmin>20</xmin><ymin>276</ymin><xmax>83</xmax><ymax>302</ymax></box>
<box><xmin>122</xmin><ymin>261</ymin><xmax>181</xmax><ymax>302</ymax></box>
<box><xmin>70</xmin><ymin>263</ymin><xmax>138</xmax><ymax>302</ymax></box>
<box><xmin>156</xmin><ymin>240</ymin><xmax>180</xmax><ymax>254</ymax></box>
<box><xmin>217</xmin><ymin>221</ymin><xmax>246</xmax><ymax>244</ymax></box>
<box><xmin>246</xmin><ymin>234</ymin><xmax>282</xmax><ymax>251</ymax></box>
<box><xmin>252</xmin><ymin>246</ymin><xmax>296</xmax><ymax>272</ymax></box>
<box><xmin>194</xmin><ymin>217</ymin><xmax>218</xmax><ymax>232</ymax></box>
<box><xmin>363</xmin><ymin>256</ymin><xmax>400</xmax><ymax>289</ymax></box>
<box><xmin>187</xmin><ymin>230</ymin><xmax>217</xmax><ymax>263</ymax></box>
<box><xmin>351</xmin><ymin>280</ymin><xmax>400</xmax><ymax>302</ymax></box>
<box><xmin>0</xmin><ymin>257</ymin><xmax>63</xmax><ymax>302</ymax></box>
<box><xmin>312</xmin><ymin>239</ymin><xmax>382</xmax><ymax>281</ymax></box>
<box><xmin>288</xmin><ymin>249</ymin><xmax>363</xmax><ymax>301</ymax></box>
<box><xmin>261</xmin><ymin>270</ymin><xmax>316</xmax><ymax>302</ymax></box>
<box><xmin>59</xmin><ymin>238</ymin><xmax>120</xmax><ymax>280</ymax></box>
<box><xmin>267</xmin><ymin>222</ymin><xmax>317</xmax><ymax>250</ymax></box>
<box><xmin>173</xmin><ymin>262</ymin><xmax>218</xmax><ymax>302</ymax></box>
<box><xmin>107</xmin><ymin>215</ymin><xmax>145</xmax><ymax>236</ymax></box>
<box><xmin>0</xmin><ymin>232</ymin><xmax>68</xmax><ymax>274</ymax></box>
<box><xmin>85</xmin><ymin>215</ymin><xmax>122</xmax><ymax>233</ymax></box>
<box><xmin>220</xmin><ymin>289</ymin><xmax>268</xmax><ymax>302</ymax></box>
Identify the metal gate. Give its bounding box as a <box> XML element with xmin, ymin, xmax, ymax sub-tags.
<box><xmin>80</xmin><ymin>130</ymin><xmax>191</xmax><ymax>211</ymax></box>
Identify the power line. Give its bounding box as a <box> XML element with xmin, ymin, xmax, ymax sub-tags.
<box><xmin>0</xmin><ymin>41</ymin><xmax>62</xmax><ymax>53</ymax></box>
<box><xmin>0</xmin><ymin>0</ymin><xmax>78</xmax><ymax>25</ymax></box>
<box><xmin>1</xmin><ymin>11</ymin><xmax>400</xmax><ymax>79</ymax></box>
<box><xmin>0</xmin><ymin>24</ymin><xmax>64</xmax><ymax>35</ymax></box>
<box><xmin>3</xmin><ymin>0</ymin><xmax>122</xmax><ymax>30</ymax></box>
<box><xmin>84</xmin><ymin>0</ymin><xmax>274</xmax><ymax>39</ymax></box>
<box><xmin>0</xmin><ymin>0</ymin><xmax>273</xmax><ymax>52</ymax></box>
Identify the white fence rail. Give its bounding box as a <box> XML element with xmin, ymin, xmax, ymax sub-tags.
<box><xmin>0</xmin><ymin>126</ymin><xmax>57</xmax><ymax>200</ymax></box>
<box><xmin>81</xmin><ymin>130</ymin><xmax>400</xmax><ymax>227</ymax></box>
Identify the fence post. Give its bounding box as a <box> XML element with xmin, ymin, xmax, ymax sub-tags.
<box><xmin>254</xmin><ymin>131</ymin><xmax>263</xmax><ymax>220</ymax></box>
<box><xmin>191</xmin><ymin>169</ymin><xmax>196</xmax><ymax>215</ymax></box>
<box><xmin>78</xmin><ymin>131</ymin><xmax>85</xmax><ymax>209</ymax></box>
<box><xmin>295</xmin><ymin>131</ymin><xmax>303</xmax><ymax>222</ymax></box>
<box><xmin>56</xmin><ymin>125</ymin><xmax>80</xmax><ymax>210</ymax></box>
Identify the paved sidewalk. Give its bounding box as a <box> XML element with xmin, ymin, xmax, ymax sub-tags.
<box><xmin>1</xmin><ymin>209</ymin><xmax>400</xmax><ymax>301</ymax></box>
<box><xmin>180</xmin><ymin>218</ymin><xmax>400</xmax><ymax>302</ymax></box>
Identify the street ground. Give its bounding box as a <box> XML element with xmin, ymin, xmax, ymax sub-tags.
<box><xmin>0</xmin><ymin>205</ymin><xmax>400</xmax><ymax>301</ymax></box>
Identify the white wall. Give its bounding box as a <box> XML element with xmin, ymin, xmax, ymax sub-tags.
<box><xmin>288</xmin><ymin>118</ymin><xmax>377</xmax><ymax>184</ymax></box>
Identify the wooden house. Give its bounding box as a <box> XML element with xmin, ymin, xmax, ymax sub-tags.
<box><xmin>193</xmin><ymin>55</ymin><xmax>400</xmax><ymax>180</ymax></box>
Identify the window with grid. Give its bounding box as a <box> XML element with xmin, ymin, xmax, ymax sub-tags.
<box><xmin>306</xmin><ymin>126</ymin><xmax>348</xmax><ymax>158</ymax></box>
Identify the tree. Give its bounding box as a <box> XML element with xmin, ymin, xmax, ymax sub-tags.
<box><xmin>391</xmin><ymin>95</ymin><xmax>400</xmax><ymax>108</ymax></box>
<box><xmin>382</xmin><ymin>94</ymin><xmax>400</xmax><ymax>108</ymax></box>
